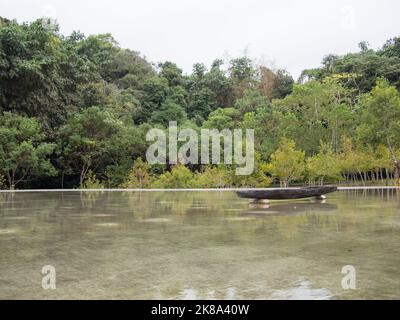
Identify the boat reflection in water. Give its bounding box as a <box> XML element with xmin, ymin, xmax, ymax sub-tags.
<box><xmin>240</xmin><ymin>200</ymin><xmax>338</xmax><ymax>217</ymax></box>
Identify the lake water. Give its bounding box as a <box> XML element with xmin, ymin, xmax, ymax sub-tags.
<box><xmin>0</xmin><ymin>189</ymin><xmax>399</xmax><ymax>299</ymax></box>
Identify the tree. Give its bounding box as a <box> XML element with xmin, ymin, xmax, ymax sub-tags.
<box><xmin>75</xmin><ymin>33</ymin><xmax>118</xmax><ymax>81</ymax></box>
<box><xmin>307</xmin><ymin>143</ymin><xmax>342</xmax><ymax>185</ymax></box>
<box><xmin>300</xmin><ymin>46</ymin><xmax>400</xmax><ymax>92</ymax></box>
<box><xmin>274</xmin><ymin>69</ymin><xmax>294</xmax><ymax>98</ymax></box>
<box><xmin>266</xmin><ymin>138</ymin><xmax>305</xmax><ymax>187</ymax></box>
<box><xmin>241</xmin><ymin>105</ymin><xmax>300</xmax><ymax>161</ymax></box>
<box><xmin>0</xmin><ymin>19</ymin><xmax>97</xmax><ymax>129</ymax></box>
<box><xmin>122</xmin><ymin>158</ymin><xmax>152</xmax><ymax>188</ymax></box>
<box><xmin>151</xmin><ymin>164</ymin><xmax>195</xmax><ymax>189</ymax></box>
<box><xmin>0</xmin><ymin>173</ymin><xmax>5</xmax><ymax>189</ymax></box>
<box><xmin>186</xmin><ymin>87</ymin><xmax>216</xmax><ymax>120</ymax></box>
<box><xmin>186</xmin><ymin>60</ymin><xmax>233</xmax><ymax>121</ymax></box>
<box><xmin>382</xmin><ymin>37</ymin><xmax>400</xmax><ymax>58</ymax></box>
<box><xmin>159</xmin><ymin>61</ymin><xmax>183</xmax><ymax>87</ymax></box>
<box><xmin>203</xmin><ymin>108</ymin><xmax>240</xmax><ymax>130</ymax></box>
<box><xmin>229</xmin><ymin>57</ymin><xmax>255</xmax><ymax>83</ymax></box>
<box><xmin>235</xmin><ymin>89</ymin><xmax>271</xmax><ymax>116</ymax></box>
<box><xmin>81</xmin><ymin>170</ymin><xmax>104</xmax><ymax>189</ymax></box>
<box><xmin>0</xmin><ymin>112</ymin><xmax>56</xmax><ymax>189</ymax></box>
<box><xmin>104</xmin><ymin>123</ymin><xmax>153</xmax><ymax>187</ymax></box>
<box><xmin>108</xmin><ymin>49</ymin><xmax>154</xmax><ymax>87</ymax></box>
<box><xmin>273</xmin><ymin>80</ymin><xmax>353</xmax><ymax>154</ymax></box>
<box><xmin>195</xmin><ymin>166</ymin><xmax>230</xmax><ymax>188</ymax></box>
<box><xmin>58</xmin><ymin>107</ymin><xmax>126</xmax><ymax>187</ymax></box>
<box><xmin>150</xmin><ymin>98</ymin><xmax>187</xmax><ymax>126</ymax></box>
<box><xmin>229</xmin><ymin>57</ymin><xmax>256</xmax><ymax>99</ymax></box>
<box><xmin>133</xmin><ymin>76</ymin><xmax>169</xmax><ymax>123</ymax></box>
<box><xmin>357</xmin><ymin>79</ymin><xmax>400</xmax><ymax>182</ymax></box>
<box><xmin>258</xmin><ymin>67</ymin><xmax>294</xmax><ymax>100</ymax></box>
<box><xmin>230</xmin><ymin>154</ymin><xmax>272</xmax><ymax>188</ymax></box>
<box><xmin>207</xmin><ymin>59</ymin><xmax>233</xmax><ymax>107</ymax></box>
<box><xmin>3</xmin><ymin>17</ymin><xmax>400</xmax><ymax>189</ymax></box>
<box><xmin>373</xmin><ymin>145</ymin><xmax>393</xmax><ymax>184</ymax></box>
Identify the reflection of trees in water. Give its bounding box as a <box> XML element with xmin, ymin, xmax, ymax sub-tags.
<box><xmin>318</xmin><ymin>190</ymin><xmax>396</xmax><ymax>238</ymax></box>
<box><xmin>2</xmin><ymin>190</ymin><xmax>400</xmax><ymax>299</ymax></box>
<box><xmin>0</xmin><ymin>192</ymin><xmax>60</xmax><ymax>219</ymax></box>
<box><xmin>0</xmin><ymin>192</ymin><xmax>14</xmax><ymax>207</ymax></box>
<box><xmin>341</xmin><ymin>188</ymin><xmax>400</xmax><ymax>200</ymax></box>
<box><xmin>239</xmin><ymin>201</ymin><xmax>339</xmax><ymax>239</ymax></box>
<box><xmin>2</xmin><ymin>190</ymin><xmax>399</xmax><ymax>244</ymax></box>
<box><xmin>232</xmin><ymin>189</ymin><xmax>400</xmax><ymax>240</ymax></box>
<box><xmin>101</xmin><ymin>190</ymin><xmax>400</xmax><ymax>242</ymax></box>
<box><xmin>79</xmin><ymin>191</ymin><xmax>106</xmax><ymax>208</ymax></box>
<box><xmin>125</xmin><ymin>191</ymin><xmax>243</xmax><ymax>219</ymax></box>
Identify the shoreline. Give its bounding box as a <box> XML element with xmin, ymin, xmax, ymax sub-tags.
<box><xmin>1</xmin><ymin>186</ymin><xmax>399</xmax><ymax>193</ymax></box>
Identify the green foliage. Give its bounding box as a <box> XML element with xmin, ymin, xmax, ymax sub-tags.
<box><xmin>203</xmin><ymin>108</ymin><xmax>241</xmax><ymax>130</ymax></box>
<box><xmin>273</xmin><ymin>80</ymin><xmax>354</xmax><ymax>154</ymax></box>
<box><xmin>151</xmin><ymin>165</ymin><xmax>195</xmax><ymax>189</ymax></box>
<box><xmin>1</xmin><ymin>18</ymin><xmax>400</xmax><ymax>188</ymax></box>
<box><xmin>0</xmin><ymin>112</ymin><xmax>56</xmax><ymax>189</ymax></box>
<box><xmin>274</xmin><ymin>69</ymin><xmax>295</xmax><ymax>98</ymax></box>
<box><xmin>186</xmin><ymin>60</ymin><xmax>233</xmax><ymax>121</ymax></box>
<box><xmin>357</xmin><ymin>79</ymin><xmax>400</xmax><ymax>149</ymax></box>
<box><xmin>58</xmin><ymin>107</ymin><xmax>127</xmax><ymax>187</ymax></box>
<box><xmin>150</xmin><ymin>98</ymin><xmax>187</xmax><ymax>126</ymax></box>
<box><xmin>258</xmin><ymin>67</ymin><xmax>294</xmax><ymax>99</ymax></box>
<box><xmin>0</xmin><ymin>20</ymin><xmax>95</xmax><ymax>128</ymax></box>
<box><xmin>307</xmin><ymin>143</ymin><xmax>342</xmax><ymax>184</ymax></box>
<box><xmin>109</xmin><ymin>49</ymin><xmax>154</xmax><ymax>87</ymax></box>
<box><xmin>266</xmin><ymin>138</ymin><xmax>305</xmax><ymax>187</ymax></box>
<box><xmin>229</xmin><ymin>57</ymin><xmax>255</xmax><ymax>82</ymax></box>
<box><xmin>235</xmin><ymin>89</ymin><xmax>271</xmax><ymax>116</ymax></box>
<box><xmin>186</xmin><ymin>87</ymin><xmax>217</xmax><ymax>120</ymax></box>
<box><xmin>81</xmin><ymin>170</ymin><xmax>104</xmax><ymax>189</ymax></box>
<box><xmin>122</xmin><ymin>158</ymin><xmax>152</xmax><ymax>189</ymax></box>
<box><xmin>133</xmin><ymin>76</ymin><xmax>169</xmax><ymax>123</ymax></box>
<box><xmin>231</xmin><ymin>162</ymin><xmax>272</xmax><ymax>188</ymax></box>
<box><xmin>356</xmin><ymin>79</ymin><xmax>400</xmax><ymax>181</ymax></box>
<box><xmin>159</xmin><ymin>61</ymin><xmax>184</xmax><ymax>87</ymax></box>
<box><xmin>300</xmin><ymin>44</ymin><xmax>400</xmax><ymax>92</ymax></box>
<box><xmin>0</xmin><ymin>173</ymin><xmax>5</xmax><ymax>189</ymax></box>
<box><xmin>194</xmin><ymin>166</ymin><xmax>230</xmax><ymax>188</ymax></box>
<box><xmin>75</xmin><ymin>33</ymin><xmax>118</xmax><ymax>81</ymax></box>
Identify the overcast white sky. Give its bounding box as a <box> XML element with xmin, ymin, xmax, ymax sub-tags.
<box><xmin>2</xmin><ymin>0</ymin><xmax>400</xmax><ymax>79</ymax></box>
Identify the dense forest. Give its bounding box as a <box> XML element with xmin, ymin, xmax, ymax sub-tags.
<box><xmin>1</xmin><ymin>17</ymin><xmax>400</xmax><ymax>190</ymax></box>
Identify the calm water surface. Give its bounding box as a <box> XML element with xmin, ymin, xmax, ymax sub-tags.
<box><xmin>0</xmin><ymin>189</ymin><xmax>399</xmax><ymax>299</ymax></box>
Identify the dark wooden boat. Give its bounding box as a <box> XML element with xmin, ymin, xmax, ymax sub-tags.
<box><xmin>236</xmin><ymin>186</ymin><xmax>337</xmax><ymax>200</ymax></box>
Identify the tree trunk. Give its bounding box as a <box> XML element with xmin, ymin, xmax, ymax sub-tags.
<box><xmin>8</xmin><ymin>172</ymin><xmax>15</xmax><ymax>190</ymax></box>
<box><xmin>386</xmin><ymin>138</ymin><xmax>400</xmax><ymax>186</ymax></box>
<box><xmin>80</xmin><ymin>165</ymin><xmax>89</xmax><ymax>187</ymax></box>
<box><xmin>385</xmin><ymin>168</ymin><xmax>389</xmax><ymax>186</ymax></box>
<box><xmin>358</xmin><ymin>170</ymin><xmax>365</xmax><ymax>186</ymax></box>
<box><xmin>80</xmin><ymin>170</ymin><xmax>85</xmax><ymax>187</ymax></box>
<box><xmin>395</xmin><ymin>161</ymin><xmax>400</xmax><ymax>186</ymax></box>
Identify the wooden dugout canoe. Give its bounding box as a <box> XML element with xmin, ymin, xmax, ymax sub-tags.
<box><xmin>236</xmin><ymin>186</ymin><xmax>338</xmax><ymax>200</ymax></box>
